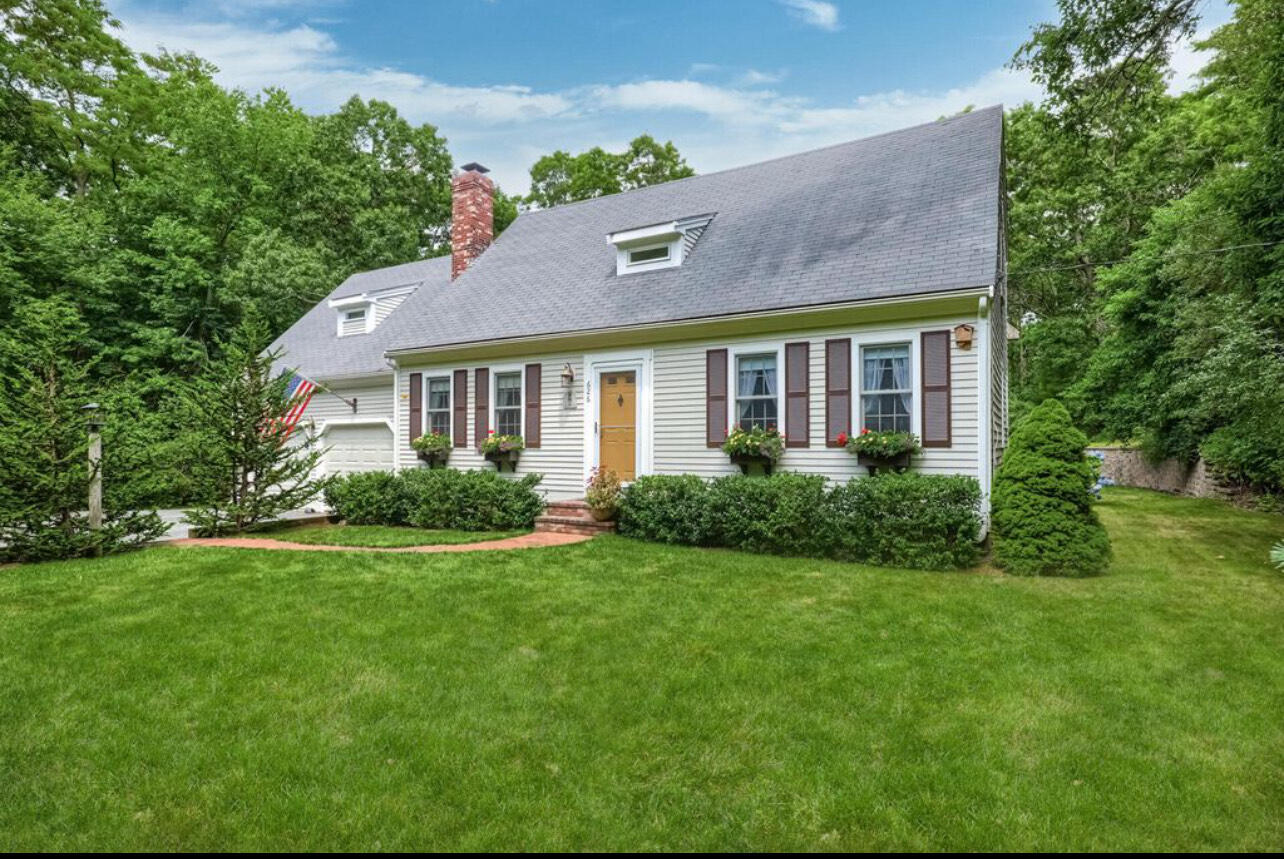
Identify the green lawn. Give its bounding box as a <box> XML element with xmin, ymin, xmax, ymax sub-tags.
<box><xmin>243</xmin><ymin>523</ymin><xmax>528</xmax><ymax>547</ymax></box>
<box><xmin>1</xmin><ymin>488</ymin><xmax>1282</xmax><ymax>851</ymax></box>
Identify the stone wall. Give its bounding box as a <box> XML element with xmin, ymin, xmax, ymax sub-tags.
<box><xmin>1088</xmin><ymin>446</ymin><xmax>1231</xmax><ymax>499</ymax></box>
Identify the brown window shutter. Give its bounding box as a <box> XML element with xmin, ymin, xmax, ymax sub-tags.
<box><xmin>784</xmin><ymin>341</ymin><xmax>810</xmax><ymax>448</ymax></box>
<box><xmin>705</xmin><ymin>348</ymin><xmax>728</xmax><ymax>447</ymax></box>
<box><xmin>408</xmin><ymin>372</ymin><xmax>422</xmax><ymax>444</ymax></box>
<box><xmin>524</xmin><ymin>363</ymin><xmax>541</xmax><ymax>448</ymax></box>
<box><xmin>452</xmin><ymin>369</ymin><xmax>468</xmax><ymax>448</ymax></box>
<box><xmin>921</xmin><ymin>330</ymin><xmax>952</xmax><ymax>447</ymax></box>
<box><xmin>474</xmin><ymin>368</ymin><xmax>489</xmax><ymax>450</ymax></box>
<box><xmin>824</xmin><ymin>338</ymin><xmax>851</xmax><ymax>446</ymax></box>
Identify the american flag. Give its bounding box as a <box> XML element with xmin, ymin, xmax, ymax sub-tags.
<box><xmin>277</xmin><ymin>372</ymin><xmax>318</xmax><ymax>437</ymax></box>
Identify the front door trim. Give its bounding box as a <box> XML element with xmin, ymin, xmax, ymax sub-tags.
<box><xmin>582</xmin><ymin>348</ymin><xmax>653</xmax><ymax>486</ymax></box>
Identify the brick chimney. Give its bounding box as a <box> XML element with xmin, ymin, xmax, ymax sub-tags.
<box><xmin>451</xmin><ymin>162</ymin><xmax>494</xmax><ymax>279</ymax></box>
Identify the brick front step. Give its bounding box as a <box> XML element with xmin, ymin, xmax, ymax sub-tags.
<box><xmin>534</xmin><ymin>514</ymin><xmax>615</xmax><ymax>536</ymax></box>
<box><xmin>542</xmin><ymin>499</ymin><xmax>595</xmax><ymax>520</ymax></box>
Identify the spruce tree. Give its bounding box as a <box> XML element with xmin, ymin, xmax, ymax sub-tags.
<box><xmin>991</xmin><ymin>398</ymin><xmax>1111</xmax><ymax>576</ymax></box>
<box><xmin>180</xmin><ymin>315</ymin><xmax>326</xmax><ymax>535</ymax></box>
<box><xmin>0</xmin><ymin>298</ymin><xmax>165</xmax><ymax>561</ymax></box>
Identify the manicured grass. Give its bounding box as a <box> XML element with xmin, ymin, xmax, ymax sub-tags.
<box><xmin>1</xmin><ymin>488</ymin><xmax>1281</xmax><ymax>850</ymax></box>
<box><xmin>243</xmin><ymin>522</ymin><xmax>528</xmax><ymax>547</ymax></box>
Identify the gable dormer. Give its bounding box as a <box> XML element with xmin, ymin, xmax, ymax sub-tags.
<box><xmin>606</xmin><ymin>214</ymin><xmax>714</xmax><ymax>276</ymax></box>
<box><xmin>329</xmin><ymin>284</ymin><xmax>418</xmax><ymax>337</ymax></box>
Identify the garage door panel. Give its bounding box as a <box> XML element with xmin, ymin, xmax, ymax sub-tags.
<box><xmin>322</xmin><ymin>424</ymin><xmax>393</xmax><ymax>475</ymax></box>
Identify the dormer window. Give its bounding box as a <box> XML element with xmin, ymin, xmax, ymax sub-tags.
<box><xmin>330</xmin><ymin>295</ymin><xmax>374</xmax><ymax>337</ymax></box>
<box><xmin>607</xmin><ymin>214</ymin><xmax>714</xmax><ymax>276</ymax></box>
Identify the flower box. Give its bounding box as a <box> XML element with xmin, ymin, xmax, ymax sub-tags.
<box><xmin>416</xmin><ymin>449</ymin><xmax>450</xmax><ymax>469</ymax></box>
<box><xmin>729</xmin><ymin>452</ymin><xmax>776</xmax><ymax>476</ymax></box>
<box><xmin>484</xmin><ymin>449</ymin><xmax>520</xmax><ymax>472</ymax></box>
<box><xmin>856</xmin><ymin>451</ymin><xmax>912</xmax><ymax>476</ymax></box>
<box><xmin>840</xmin><ymin>429</ymin><xmax>920</xmax><ymax>476</ymax></box>
<box><xmin>721</xmin><ymin>426</ymin><xmax>784</xmax><ymax>476</ymax></box>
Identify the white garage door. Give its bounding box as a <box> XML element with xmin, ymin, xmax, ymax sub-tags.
<box><xmin>322</xmin><ymin>423</ymin><xmax>394</xmax><ymax>475</ymax></box>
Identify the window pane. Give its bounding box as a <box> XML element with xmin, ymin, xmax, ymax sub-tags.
<box><xmin>429</xmin><ymin>411</ymin><xmax>450</xmax><ymax>435</ymax></box>
<box><xmin>496</xmin><ymin>373</ymin><xmax>521</xmax><ymax>408</ymax></box>
<box><xmin>737</xmin><ymin>354</ymin><xmax>777</xmax><ymax>397</ymax></box>
<box><xmin>496</xmin><ymin>408</ymin><xmax>521</xmax><ymax>437</ymax></box>
<box><xmin>862</xmin><ymin>345</ymin><xmax>910</xmax><ymax>392</ymax></box>
<box><xmin>345</xmin><ymin>309</ymin><xmax>365</xmax><ymax>321</ymax></box>
<box><xmin>861</xmin><ymin>393</ymin><xmax>911</xmax><ymax>433</ymax></box>
<box><xmin>628</xmin><ymin>245</ymin><xmax>669</xmax><ymax>264</ymax></box>
<box><xmin>427</xmin><ymin>378</ymin><xmax>450</xmax><ymax>411</ymax></box>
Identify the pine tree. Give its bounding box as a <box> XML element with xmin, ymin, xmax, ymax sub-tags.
<box><xmin>180</xmin><ymin>315</ymin><xmax>326</xmax><ymax>535</ymax></box>
<box><xmin>0</xmin><ymin>298</ymin><xmax>165</xmax><ymax>561</ymax></box>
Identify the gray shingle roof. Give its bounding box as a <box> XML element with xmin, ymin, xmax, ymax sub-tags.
<box><xmin>385</xmin><ymin>106</ymin><xmax>1002</xmax><ymax>354</ymax></box>
<box><xmin>274</xmin><ymin>106</ymin><xmax>1003</xmax><ymax>378</ymax></box>
<box><xmin>270</xmin><ymin>256</ymin><xmax>451</xmax><ymax>379</ymax></box>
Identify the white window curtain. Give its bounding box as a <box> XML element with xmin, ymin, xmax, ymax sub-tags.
<box><xmin>861</xmin><ymin>345</ymin><xmax>911</xmax><ymax>432</ymax></box>
<box><xmin>736</xmin><ymin>354</ymin><xmax>778</xmax><ymax>430</ymax></box>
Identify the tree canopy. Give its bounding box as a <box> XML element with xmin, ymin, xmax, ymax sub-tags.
<box><xmin>525</xmin><ymin>134</ymin><xmax>695</xmax><ymax>209</ymax></box>
<box><xmin>1008</xmin><ymin>0</ymin><xmax>1284</xmax><ymax>492</ymax></box>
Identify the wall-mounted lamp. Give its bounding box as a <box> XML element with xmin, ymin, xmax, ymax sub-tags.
<box><xmin>953</xmin><ymin>323</ymin><xmax>975</xmax><ymax>350</ymax></box>
<box><xmin>560</xmin><ymin>363</ymin><xmax>575</xmax><ymax>387</ymax></box>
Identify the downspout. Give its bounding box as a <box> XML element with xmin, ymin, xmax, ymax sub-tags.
<box><xmin>387</xmin><ymin>357</ymin><xmax>401</xmax><ymax>474</ymax></box>
<box><xmin>976</xmin><ymin>295</ymin><xmax>992</xmax><ymax>536</ymax></box>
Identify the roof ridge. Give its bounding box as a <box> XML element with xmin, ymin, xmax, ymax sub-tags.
<box><xmin>513</xmin><ymin>104</ymin><xmax>1003</xmax><ymax>219</ymax></box>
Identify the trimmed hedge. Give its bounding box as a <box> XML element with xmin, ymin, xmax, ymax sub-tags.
<box><xmin>323</xmin><ymin>471</ymin><xmax>410</xmax><ymax>525</ymax></box>
<box><xmin>618</xmin><ymin>472</ymin><xmax>982</xmax><ymax>570</ymax></box>
<box><xmin>991</xmin><ymin>399</ymin><xmax>1111</xmax><ymax>577</ymax></box>
<box><xmin>325</xmin><ymin>468</ymin><xmax>544</xmax><ymax>531</ymax></box>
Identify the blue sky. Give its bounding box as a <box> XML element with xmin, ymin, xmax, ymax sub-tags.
<box><xmin>110</xmin><ymin>0</ymin><xmax>1232</xmax><ymax>193</ymax></box>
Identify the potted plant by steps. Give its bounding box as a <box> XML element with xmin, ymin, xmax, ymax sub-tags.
<box><xmin>481</xmin><ymin>432</ymin><xmax>524</xmax><ymax>471</ymax></box>
<box><xmin>841</xmin><ymin>428</ymin><xmax>920</xmax><ymax>475</ymax></box>
<box><xmin>411</xmin><ymin>431</ymin><xmax>452</xmax><ymax>468</ymax></box>
<box><xmin>585</xmin><ymin>467</ymin><xmax>622</xmax><ymax>521</ymax></box>
<box><xmin>722</xmin><ymin>425</ymin><xmax>785</xmax><ymax>475</ymax></box>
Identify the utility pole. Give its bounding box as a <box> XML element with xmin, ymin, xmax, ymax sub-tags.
<box><xmin>83</xmin><ymin>403</ymin><xmax>103</xmax><ymax>557</ymax></box>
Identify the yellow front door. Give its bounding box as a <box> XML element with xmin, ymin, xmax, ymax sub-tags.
<box><xmin>599</xmin><ymin>371</ymin><xmax>637</xmax><ymax>481</ymax></box>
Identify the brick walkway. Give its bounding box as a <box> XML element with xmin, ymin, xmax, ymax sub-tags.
<box><xmin>170</xmin><ymin>531</ymin><xmax>592</xmax><ymax>554</ymax></box>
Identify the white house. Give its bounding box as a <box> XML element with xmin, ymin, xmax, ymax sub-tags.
<box><xmin>272</xmin><ymin>107</ymin><xmax>1009</xmax><ymax>508</ymax></box>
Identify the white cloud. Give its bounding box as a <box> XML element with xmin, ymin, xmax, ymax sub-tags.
<box><xmin>779</xmin><ymin>0</ymin><xmax>840</xmax><ymax>32</ymax></box>
<box><xmin>109</xmin><ymin>3</ymin><xmax>1037</xmax><ymax>193</ymax></box>
<box><xmin>738</xmin><ymin>68</ymin><xmax>787</xmax><ymax>86</ymax></box>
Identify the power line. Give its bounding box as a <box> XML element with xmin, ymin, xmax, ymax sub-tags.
<box><xmin>1008</xmin><ymin>239</ymin><xmax>1284</xmax><ymax>278</ymax></box>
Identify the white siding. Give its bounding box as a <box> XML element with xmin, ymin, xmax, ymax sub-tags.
<box><xmin>652</xmin><ymin>317</ymin><xmax>979</xmax><ymax>481</ymax></box>
<box><xmin>372</xmin><ymin>286</ymin><xmax>415</xmax><ymax>327</ymax></box>
<box><xmin>297</xmin><ymin>377</ymin><xmax>396</xmax><ymax>478</ymax></box>
<box><xmin>392</xmin><ymin>315</ymin><xmax>987</xmax><ymax>501</ymax></box>
<box><xmin>396</xmin><ymin>355</ymin><xmax>586</xmax><ymax>500</ymax></box>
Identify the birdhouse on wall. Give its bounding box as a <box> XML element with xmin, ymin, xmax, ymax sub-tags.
<box><xmin>953</xmin><ymin>323</ymin><xmax>975</xmax><ymax>350</ymax></box>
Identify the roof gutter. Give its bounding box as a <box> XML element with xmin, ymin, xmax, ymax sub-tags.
<box><xmin>384</xmin><ymin>285</ymin><xmax>993</xmax><ymax>360</ymax></box>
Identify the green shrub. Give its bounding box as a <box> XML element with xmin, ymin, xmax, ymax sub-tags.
<box><xmin>618</xmin><ymin>472</ymin><xmax>983</xmax><ymax>570</ymax></box>
<box><xmin>704</xmin><ymin>473</ymin><xmax>833</xmax><ymax>557</ymax></box>
<box><xmin>830</xmin><ymin>473</ymin><xmax>982</xmax><ymax>570</ymax></box>
<box><xmin>325</xmin><ymin>468</ymin><xmax>545</xmax><ymax>531</ymax></box>
<box><xmin>403</xmin><ymin>468</ymin><xmax>544</xmax><ymax>531</ymax></box>
<box><xmin>617</xmin><ymin>474</ymin><xmax>710</xmax><ymax>544</ymax></box>
<box><xmin>992</xmin><ymin>399</ymin><xmax>1111</xmax><ymax>577</ymax></box>
<box><xmin>324</xmin><ymin>471</ymin><xmax>409</xmax><ymax>525</ymax></box>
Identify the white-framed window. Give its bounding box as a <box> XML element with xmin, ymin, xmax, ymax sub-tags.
<box><xmin>339</xmin><ymin>306</ymin><xmax>369</xmax><ymax>337</ymax></box>
<box><xmin>734</xmin><ymin>352</ymin><xmax>780</xmax><ymax>432</ymax></box>
<box><xmin>493</xmin><ymin>370</ymin><xmax>523</xmax><ymax>436</ymax></box>
<box><xmin>425</xmin><ymin>376</ymin><xmax>451</xmax><ymax>436</ymax></box>
<box><xmin>860</xmin><ymin>343</ymin><xmax>912</xmax><ymax>433</ymax></box>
